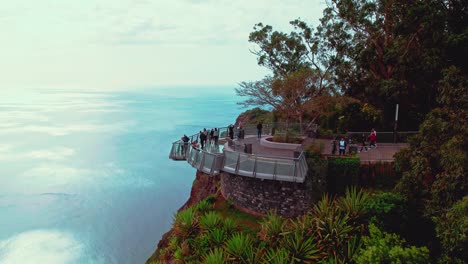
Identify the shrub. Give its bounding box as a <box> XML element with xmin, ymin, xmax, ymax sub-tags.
<box><xmin>364</xmin><ymin>192</ymin><xmax>408</xmax><ymax>234</ymax></box>
<box><xmin>312</xmin><ymin>194</ymin><xmax>356</xmax><ymax>259</ymax></box>
<box><xmin>204</xmin><ymin>195</ymin><xmax>217</xmax><ymax>204</ymax></box>
<box><xmin>355</xmin><ymin>224</ymin><xmax>429</xmax><ymax>264</ymax></box>
<box><xmin>200</xmin><ymin>211</ymin><xmax>223</xmax><ymax>231</ymax></box>
<box><xmin>222</xmin><ymin>217</ymin><xmax>238</xmax><ymax>236</ymax></box>
<box><xmin>258</xmin><ymin>211</ymin><xmax>287</xmax><ymax>248</ymax></box>
<box><xmin>337</xmin><ymin>187</ymin><xmax>370</xmax><ymax>223</ymax></box>
<box><xmin>173</xmin><ymin>207</ymin><xmax>199</xmax><ymax>239</ymax></box>
<box><xmin>327</xmin><ymin>157</ymin><xmax>360</xmax><ymax>194</ymax></box>
<box><xmin>206</xmin><ymin>228</ymin><xmax>226</xmax><ymax>248</ymax></box>
<box><xmin>225</xmin><ymin>233</ymin><xmax>254</xmax><ymax>263</ymax></box>
<box><xmin>195</xmin><ymin>199</ymin><xmax>214</xmax><ymax>213</ymax></box>
<box><xmin>203</xmin><ymin>248</ymin><xmax>226</xmax><ymax>264</ymax></box>
<box><xmin>433</xmin><ymin>195</ymin><xmax>468</xmax><ymax>263</ymax></box>
<box><xmin>263</xmin><ymin>248</ymin><xmax>291</xmax><ymax>264</ymax></box>
<box><xmin>283</xmin><ymin>231</ymin><xmax>320</xmax><ymax>262</ymax></box>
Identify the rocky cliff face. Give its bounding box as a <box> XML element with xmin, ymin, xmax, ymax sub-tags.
<box><xmin>146</xmin><ymin>171</ymin><xmax>221</xmax><ymax>263</ymax></box>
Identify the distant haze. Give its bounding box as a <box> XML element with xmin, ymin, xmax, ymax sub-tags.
<box><xmin>0</xmin><ymin>0</ymin><xmax>325</xmax><ymax>91</ymax></box>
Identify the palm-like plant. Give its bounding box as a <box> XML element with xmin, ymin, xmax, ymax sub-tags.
<box><xmin>289</xmin><ymin>212</ymin><xmax>314</xmax><ymax>237</ymax></box>
<box><xmin>337</xmin><ymin>187</ymin><xmax>369</xmax><ymax>223</ymax></box>
<box><xmin>200</xmin><ymin>211</ymin><xmax>223</xmax><ymax>231</ymax></box>
<box><xmin>173</xmin><ymin>207</ymin><xmax>200</xmax><ymax>239</ymax></box>
<box><xmin>263</xmin><ymin>248</ymin><xmax>291</xmax><ymax>264</ymax></box>
<box><xmin>222</xmin><ymin>217</ymin><xmax>237</xmax><ymax>236</ymax></box>
<box><xmin>258</xmin><ymin>211</ymin><xmax>288</xmax><ymax>248</ymax></box>
<box><xmin>196</xmin><ymin>199</ymin><xmax>214</xmax><ymax>214</ymax></box>
<box><xmin>283</xmin><ymin>231</ymin><xmax>321</xmax><ymax>262</ymax></box>
<box><xmin>225</xmin><ymin>233</ymin><xmax>254</xmax><ymax>263</ymax></box>
<box><xmin>203</xmin><ymin>248</ymin><xmax>226</xmax><ymax>264</ymax></box>
<box><xmin>312</xmin><ymin>194</ymin><xmax>356</xmax><ymax>260</ymax></box>
<box><xmin>206</xmin><ymin>228</ymin><xmax>226</xmax><ymax>248</ymax></box>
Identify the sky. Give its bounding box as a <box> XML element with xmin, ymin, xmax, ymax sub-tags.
<box><xmin>0</xmin><ymin>0</ymin><xmax>326</xmax><ymax>91</ymax></box>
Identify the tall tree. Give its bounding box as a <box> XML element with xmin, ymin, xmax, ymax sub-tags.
<box><xmin>318</xmin><ymin>0</ymin><xmax>457</xmax><ymax>129</ymax></box>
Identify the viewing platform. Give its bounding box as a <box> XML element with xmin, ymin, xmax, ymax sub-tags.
<box><xmin>169</xmin><ymin>124</ymin><xmax>309</xmax><ymax>183</ymax></box>
<box><xmin>169</xmin><ymin>124</ymin><xmax>414</xmax><ymax>183</ymax></box>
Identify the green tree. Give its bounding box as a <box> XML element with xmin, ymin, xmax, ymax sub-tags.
<box><xmin>318</xmin><ymin>0</ymin><xmax>466</xmax><ymax>130</ymax></box>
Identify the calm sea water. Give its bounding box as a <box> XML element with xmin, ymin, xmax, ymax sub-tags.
<box><xmin>0</xmin><ymin>87</ymin><xmax>241</xmax><ymax>264</ymax></box>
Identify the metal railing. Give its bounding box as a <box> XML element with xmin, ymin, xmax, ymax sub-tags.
<box><xmin>169</xmin><ymin>123</ymin><xmax>311</xmax><ymax>181</ymax></box>
<box><xmin>186</xmin><ymin>146</ymin><xmax>224</xmax><ymax>175</ymax></box>
<box><xmin>222</xmin><ymin>149</ymin><xmax>308</xmax><ymax>183</ymax></box>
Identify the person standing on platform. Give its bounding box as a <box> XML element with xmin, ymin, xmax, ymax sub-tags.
<box><xmin>257</xmin><ymin>122</ymin><xmax>263</xmax><ymax>139</ymax></box>
<box><xmin>228</xmin><ymin>124</ymin><xmax>234</xmax><ymax>139</ymax></box>
<box><xmin>331</xmin><ymin>137</ymin><xmax>337</xmax><ymax>155</ymax></box>
<box><xmin>213</xmin><ymin>128</ymin><xmax>219</xmax><ymax>145</ymax></box>
<box><xmin>370</xmin><ymin>128</ymin><xmax>377</xmax><ymax>148</ymax></box>
<box><xmin>339</xmin><ymin>137</ymin><xmax>347</xmax><ymax>155</ymax></box>
<box><xmin>199</xmin><ymin>130</ymin><xmax>206</xmax><ymax>149</ymax></box>
<box><xmin>181</xmin><ymin>134</ymin><xmax>190</xmax><ymax>155</ymax></box>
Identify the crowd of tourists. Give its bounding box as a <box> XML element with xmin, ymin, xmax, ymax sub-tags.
<box><xmin>179</xmin><ymin>122</ymin><xmax>264</xmax><ymax>155</ymax></box>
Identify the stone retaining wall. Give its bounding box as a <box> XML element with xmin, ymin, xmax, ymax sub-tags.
<box><xmin>220</xmin><ymin>172</ymin><xmax>313</xmax><ymax>217</ymax></box>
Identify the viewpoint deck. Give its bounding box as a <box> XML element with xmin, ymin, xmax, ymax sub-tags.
<box><xmin>169</xmin><ymin>125</ymin><xmax>411</xmax><ymax>183</ymax></box>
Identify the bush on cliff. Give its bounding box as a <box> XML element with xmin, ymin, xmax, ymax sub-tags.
<box><xmin>152</xmin><ymin>188</ymin><xmax>426</xmax><ymax>263</ymax></box>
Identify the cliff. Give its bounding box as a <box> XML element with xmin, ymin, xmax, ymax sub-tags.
<box><xmin>146</xmin><ymin>171</ymin><xmax>221</xmax><ymax>263</ymax></box>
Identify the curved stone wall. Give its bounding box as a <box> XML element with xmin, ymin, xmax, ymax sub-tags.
<box><xmin>260</xmin><ymin>137</ymin><xmax>302</xmax><ymax>150</ymax></box>
<box><xmin>220</xmin><ymin>172</ymin><xmax>313</xmax><ymax>217</ymax></box>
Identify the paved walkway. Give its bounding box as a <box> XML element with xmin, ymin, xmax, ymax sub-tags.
<box><xmin>316</xmin><ymin>139</ymin><xmax>408</xmax><ymax>162</ymax></box>
<box><xmin>222</xmin><ymin>137</ymin><xmax>408</xmax><ymax>162</ymax></box>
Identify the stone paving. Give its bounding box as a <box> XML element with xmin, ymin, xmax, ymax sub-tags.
<box><xmin>222</xmin><ymin>136</ymin><xmax>408</xmax><ymax>162</ymax></box>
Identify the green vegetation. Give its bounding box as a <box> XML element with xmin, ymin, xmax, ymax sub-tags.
<box><xmin>151</xmin><ymin>1</ymin><xmax>467</xmax><ymax>262</ymax></box>
<box><xmin>152</xmin><ymin>189</ymin><xmax>430</xmax><ymax>263</ymax></box>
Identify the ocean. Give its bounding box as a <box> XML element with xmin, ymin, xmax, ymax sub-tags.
<box><xmin>0</xmin><ymin>87</ymin><xmax>241</xmax><ymax>263</ymax></box>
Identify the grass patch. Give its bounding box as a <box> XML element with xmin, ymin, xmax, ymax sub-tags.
<box><xmin>213</xmin><ymin>196</ymin><xmax>261</xmax><ymax>231</ymax></box>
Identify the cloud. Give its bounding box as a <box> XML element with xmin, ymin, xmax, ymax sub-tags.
<box><xmin>0</xmin><ymin>230</ymin><xmax>82</xmax><ymax>264</ymax></box>
<box><xmin>0</xmin><ymin>122</ymin><xmax>134</xmax><ymax>136</ymax></box>
<box><xmin>0</xmin><ymin>147</ymin><xmax>75</xmax><ymax>161</ymax></box>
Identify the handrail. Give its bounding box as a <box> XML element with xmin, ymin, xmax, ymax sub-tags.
<box><xmin>223</xmin><ymin>148</ymin><xmax>304</xmax><ymax>162</ymax></box>
<box><xmin>172</xmin><ymin>122</ymin><xmax>319</xmax><ymax>144</ymax></box>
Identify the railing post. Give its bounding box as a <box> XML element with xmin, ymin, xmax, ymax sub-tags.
<box><xmin>293</xmin><ymin>160</ymin><xmax>297</xmax><ymax>182</ymax></box>
<box><xmin>253</xmin><ymin>156</ymin><xmax>257</xmax><ymax>178</ymax></box>
<box><xmin>235</xmin><ymin>153</ymin><xmax>241</xmax><ymax>175</ymax></box>
<box><xmin>200</xmin><ymin>151</ymin><xmax>205</xmax><ymax>171</ymax></box>
<box><xmin>273</xmin><ymin>160</ymin><xmax>278</xmax><ymax>181</ymax></box>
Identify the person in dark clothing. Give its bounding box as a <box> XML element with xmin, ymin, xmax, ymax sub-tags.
<box><xmin>209</xmin><ymin>129</ymin><xmax>214</xmax><ymax>145</ymax></box>
<box><xmin>257</xmin><ymin>122</ymin><xmax>263</xmax><ymax>139</ymax></box>
<box><xmin>199</xmin><ymin>131</ymin><xmax>205</xmax><ymax>149</ymax></box>
<box><xmin>228</xmin><ymin>124</ymin><xmax>234</xmax><ymax>139</ymax></box>
<box><xmin>181</xmin><ymin>134</ymin><xmax>190</xmax><ymax>155</ymax></box>
<box><xmin>331</xmin><ymin>138</ymin><xmax>337</xmax><ymax>155</ymax></box>
<box><xmin>213</xmin><ymin>128</ymin><xmax>219</xmax><ymax>145</ymax></box>
<box><xmin>360</xmin><ymin>133</ymin><xmax>368</xmax><ymax>152</ymax></box>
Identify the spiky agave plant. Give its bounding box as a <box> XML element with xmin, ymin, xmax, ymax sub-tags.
<box><xmin>312</xmin><ymin>194</ymin><xmax>356</xmax><ymax>260</ymax></box>
<box><xmin>203</xmin><ymin>248</ymin><xmax>226</xmax><ymax>264</ymax></box>
<box><xmin>337</xmin><ymin>187</ymin><xmax>370</xmax><ymax>224</ymax></box>
<box><xmin>258</xmin><ymin>211</ymin><xmax>288</xmax><ymax>248</ymax></box>
<box><xmin>200</xmin><ymin>211</ymin><xmax>223</xmax><ymax>231</ymax></box>
<box><xmin>206</xmin><ymin>228</ymin><xmax>226</xmax><ymax>248</ymax></box>
<box><xmin>225</xmin><ymin>233</ymin><xmax>254</xmax><ymax>263</ymax></box>
<box><xmin>289</xmin><ymin>212</ymin><xmax>314</xmax><ymax>237</ymax></box>
<box><xmin>195</xmin><ymin>199</ymin><xmax>214</xmax><ymax>214</ymax></box>
<box><xmin>262</xmin><ymin>248</ymin><xmax>291</xmax><ymax>264</ymax></box>
<box><xmin>173</xmin><ymin>207</ymin><xmax>200</xmax><ymax>239</ymax></box>
<box><xmin>222</xmin><ymin>217</ymin><xmax>237</xmax><ymax>237</ymax></box>
<box><xmin>283</xmin><ymin>231</ymin><xmax>321</xmax><ymax>262</ymax></box>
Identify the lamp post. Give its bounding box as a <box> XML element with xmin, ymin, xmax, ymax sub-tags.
<box><xmin>393</xmin><ymin>104</ymin><xmax>399</xmax><ymax>143</ymax></box>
